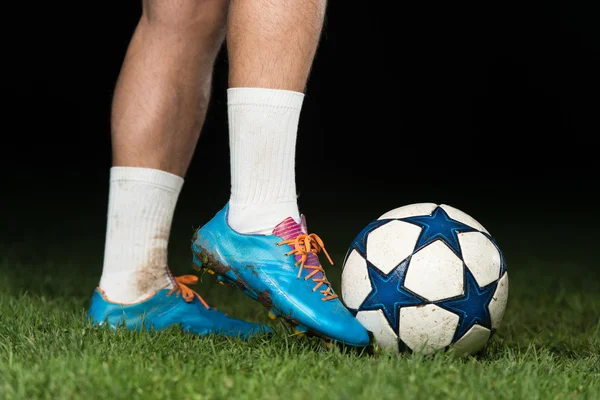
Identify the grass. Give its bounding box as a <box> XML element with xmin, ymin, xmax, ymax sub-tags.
<box><xmin>1</xmin><ymin>178</ymin><xmax>599</xmax><ymax>399</ymax></box>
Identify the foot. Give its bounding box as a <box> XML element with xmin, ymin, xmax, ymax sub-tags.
<box><xmin>87</xmin><ymin>274</ymin><xmax>272</xmax><ymax>340</ymax></box>
<box><xmin>191</xmin><ymin>204</ymin><xmax>371</xmax><ymax>347</ymax></box>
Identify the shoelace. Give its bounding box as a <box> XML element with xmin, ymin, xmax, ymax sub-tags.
<box><xmin>277</xmin><ymin>233</ymin><xmax>338</xmax><ymax>301</ymax></box>
<box><xmin>167</xmin><ymin>275</ymin><xmax>210</xmax><ymax>309</ymax></box>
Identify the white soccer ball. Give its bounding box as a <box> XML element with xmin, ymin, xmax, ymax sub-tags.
<box><xmin>341</xmin><ymin>203</ymin><xmax>508</xmax><ymax>356</ymax></box>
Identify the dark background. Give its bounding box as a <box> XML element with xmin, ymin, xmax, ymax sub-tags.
<box><xmin>1</xmin><ymin>1</ymin><xmax>598</xmax><ymax>268</ymax></box>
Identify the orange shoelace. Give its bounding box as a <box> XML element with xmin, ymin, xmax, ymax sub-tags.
<box><xmin>277</xmin><ymin>233</ymin><xmax>338</xmax><ymax>301</ymax></box>
<box><xmin>167</xmin><ymin>275</ymin><xmax>210</xmax><ymax>309</ymax></box>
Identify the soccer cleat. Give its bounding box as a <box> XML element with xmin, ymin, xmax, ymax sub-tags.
<box><xmin>191</xmin><ymin>204</ymin><xmax>371</xmax><ymax>347</ymax></box>
<box><xmin>87</xmin><ymin>274</ymin><xmax>272</xmax><ymax>340</ymax></box>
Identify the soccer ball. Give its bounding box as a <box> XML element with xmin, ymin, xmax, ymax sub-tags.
<box><xmin>341</xmin><ymin>203</ymin><xmax>508</xmax><ymax>356</ymax></box>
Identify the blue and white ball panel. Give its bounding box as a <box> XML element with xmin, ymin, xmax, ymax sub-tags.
<box><xmin>398</xmin><ymin>304</ymin><xmax>459</xmax><ymax>354</ymax></box>
<box><xmin>458</xmin><ymin>231</ymin><xmax>502</xmax><ymax>287</ymax></box>
<box><xmin>355</xmin><ymin>310</ymin><xmax>399</xmax><ymax>353</ymax></box>
<box><xmin>440</xmin><ymin>204</ymin><xmax>489</xmax><ymax>234</ymax></box>
<box><xmin>489</xmin><ymin>272</ymin><xmax>509</xmax><ymax>329</ymax></box>
<box><xmin>377</xmin><ymin>202</ymin><xmax>438</xmax><ymax>220</ymax></box>
<box><xmin>450</xmin><ymin>324</ymin><xmax>492</xmax><ymax>356</ymax></box>
<box><xmin>366</xmin><ymin>220</ymin><xmax>421</xmax><ymax>274</ymax></box>
<box><xmin>340</xmin><ymin>249</ymin><xmax>371</xmax><ymax>309</ymax></box>
<box><xmin>404</xmin><ymin>241</ymin><xmax>465</xmax><ymax>302</ymax></box>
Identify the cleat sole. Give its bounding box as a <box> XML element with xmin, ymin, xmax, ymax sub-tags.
<box><xmin>192</xmin><ymin>242</ymin><xmax>367</xmax><ymax>346</ymax></box>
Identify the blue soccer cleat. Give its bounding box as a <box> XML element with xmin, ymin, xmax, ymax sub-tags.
<box><xmin>191</xmin><ymin>204</ymin><xmax>371</xmax><ymax>347</ymax></box>
<box><xmin>88</xmin><ymin>274</ymin><xmax>272</xmax><ymax>340</ymax></box>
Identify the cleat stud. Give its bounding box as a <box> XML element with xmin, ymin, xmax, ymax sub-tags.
<box><xmin>294</xmin><ymin>324</ymin><xmax>308</xmax><ymax>334</ymax></box>
<box><xmin>217</xmin><ymin>276</ymin><xmax>233</xmax><ymax>287</ymax></box>
<box><xmin>322</xmin><ymin>338</ymin><xmax>335</xmax><ymax>350</ymax></box>
<box><xmin>268</xmin><ymin>311</ymin><xmax>277</xmax><ymax>320</ymax></box>
<box><xmin>293</xmin><ymin>329</ymin><xmax>305</xmax><ymax>338</ymax></box>
<box><xmin>206</xmin><ymin>269</ymin><xmax>215</xmax><ymax>275</ymax></box>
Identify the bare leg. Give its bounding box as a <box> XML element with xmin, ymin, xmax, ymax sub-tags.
<box><xmin>189</xmin><ymin>0</ymin><xmax>371</xmax><ymax>346</ymax></box>
<box><xmin>225</xmin><ymin>0</ymin><xmax>327</xmax><ymax>234</ymax></box>
<box><xmin>112</xmin><ymin>0</ymin><xmax>228</xmax><ymax>176</ymax></box>
<box><xmin>227</xmin><ymin>0</ymin><xmax>327</xmax><ymax>92</ymax></box>
<box><xmin>99</xmin><ymin>0</ymin><xmax>228</xmax><ymax>303</ymax></box>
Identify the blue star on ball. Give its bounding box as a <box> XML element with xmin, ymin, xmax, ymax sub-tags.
<box><xmin>434</xmin><ymin>266</ymin><xmax>497</xmax><ymax>342</ymax></box>
<box><xmin>400</xmin><ymin>206</ymin><xmax>477</xmax><ymax>258</ymax></box>
<box><xmin>359</xmin><ymin>259</ymin><xmax>425</xmax><ymax>332</ymax></box>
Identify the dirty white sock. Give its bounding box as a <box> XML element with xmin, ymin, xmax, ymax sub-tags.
<box><xmin>98</xmin><ymin>167</ymin><xmax>183</xmax><ymax>303</ymax></box>
<box><xmin>227</xmin><ymin>87</ymin><xmax>303</xmax><ymax>235</ymax></box>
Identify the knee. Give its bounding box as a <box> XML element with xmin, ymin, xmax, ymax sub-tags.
<box><xmin>142</xmin><ymin>0</ymin><xmax>228</xmax><ymax>39</ymax></box>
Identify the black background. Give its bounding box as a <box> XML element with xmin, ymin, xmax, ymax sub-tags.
<box><xmin>2</xmin><ymin>1</ymin><xmax>599</xmax><ymax>244</ymax></box>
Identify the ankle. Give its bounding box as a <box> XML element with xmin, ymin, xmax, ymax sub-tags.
<box><xmin>227</xmin><ymin>201</ymin><xmax>300</xmax><ymax>235</ymax></box>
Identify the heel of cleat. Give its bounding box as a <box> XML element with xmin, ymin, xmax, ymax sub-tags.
<box><xmin>191</xmin><ymin>253</ymin><xmax>203</xmax><ymax>271</ymax></box>
<box><xmin>191</xmin><ymin>246</ymin><xmax>211</xmax><ymax>271</ymax></box>
<box><xmin>193</xmin><ymin>246</ymin><xmax>261</xmax><ymax>301</ymax></box>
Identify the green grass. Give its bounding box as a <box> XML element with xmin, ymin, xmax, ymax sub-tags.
<box><xmin>1</xmin><ymin>183</ymin><xmax>600</xmax><ymax>399</ymax></box>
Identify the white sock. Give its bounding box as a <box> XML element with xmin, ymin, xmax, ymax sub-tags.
<box><xmin>98</xmin><ymin>167</ymin><xmax>184</xmax><ymax>303</ymax></box>
<box><xmin>227</xmin><ymin>87</ymin><xmax>304</xmax><ymax>235</ymax></box>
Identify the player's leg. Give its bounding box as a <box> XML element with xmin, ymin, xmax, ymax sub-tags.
<box><xmin>110</xmin><ymin>0</ymin><xmax>227</xmax><ymax>177</ymax></box>
<box><xmin>192</xmin><ymin>0</ymin><xmax>370</xmax><ymax>346</ymax></box>
<box><xmin>225</xmin><ymin>0</ymin><xmax>326</xmax><ymax>233</ymax></box>
<box><xmin>88</xmin><ymin>0</ymin><xmax>269</xmax><ymax>339</ymax></box>
<box><xmin>104</xmin><ymin>0</ymin><xmax>226</xmax><ymax>302</ymax></box>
